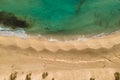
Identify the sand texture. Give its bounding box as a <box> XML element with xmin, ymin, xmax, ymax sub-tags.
<box><xmin>0</xmin><ymin>32</ymin><xmax>120</xmax><ymax>80</ymax></box>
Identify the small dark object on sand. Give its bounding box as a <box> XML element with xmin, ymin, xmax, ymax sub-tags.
<box><xmin>26</xmin><ymin>73</ymin><xmax>32</xmax><ymax>80</ymax></box>
<box><xmin>42</xmin><ymin>72</ymin><xmax>48</xmax><ymax>79</ymax></box>
<box><xmin>10</xmin><ymin>72</ymin><xmax>18</xmax><ymax>80</ymax></box>
<box><xmin>114</xmin><ymin>72</ymin><xmax>120</xmax><ymax>80</ymax></box>
<box><xmin>52</xmin><ymin>78</ymin><xmax>55</xmax><ymax>80</ymax></box>
<box><xmin>90</xmin><ymin>77</ymin><xmax>95</xmax><ymax>80</ymax></box>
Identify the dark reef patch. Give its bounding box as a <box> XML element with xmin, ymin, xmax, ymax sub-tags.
<box><xmin>75</xmin><ymin>0</ymin><xmax>86</xmax><ymax>15</ymax></box>
<box><xmin>0</xmin><ymin>11</ymin><xmax>29</xmax><ymax>29</ymax></box>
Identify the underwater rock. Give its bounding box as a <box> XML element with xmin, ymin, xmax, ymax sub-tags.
<box><xmin>0</xmin><ymin>11</ymin><xmax>29</xmax><ymax>28</ymax></box>
<box><xmin>75</xmin><ymin>0</ymin><xmax>86</xmax><ymax>15</ymax></box>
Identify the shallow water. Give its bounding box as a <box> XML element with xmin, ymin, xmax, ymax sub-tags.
<box><xmin>0</xmin><ymin>0</ymin><xmax>120</xmax><ymax>36</ymax></box>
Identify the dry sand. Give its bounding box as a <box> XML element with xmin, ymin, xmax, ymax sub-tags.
<box><xmin>0</xmin><ymin>32</ymin><xmax>120</xmax><ymax>80</ymax></box>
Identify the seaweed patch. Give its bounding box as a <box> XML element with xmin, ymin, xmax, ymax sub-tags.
<box><xmin>0</xmin><ymin>11</ymin><xmax>29</xmax><ymax>28</ymax></box>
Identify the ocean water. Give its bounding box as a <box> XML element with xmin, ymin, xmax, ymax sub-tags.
<box><xmin>0</xmin><ymin>0</ymin><xmax>120</xmax><ymax>36</ymax></box>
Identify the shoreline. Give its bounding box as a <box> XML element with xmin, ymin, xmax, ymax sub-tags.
<box><xmin>0</xmin><ymin>29</ymin><xmax>120</xmax><ymax>80</ymax></box>
<box><xmin>0</xmin><ymin>30</ymin><xmax>120</xmax><ymax>51</ymax></box>
<box><xmin>0</xmin><ymin>30</ymin><xmax>120</xmax><ymax>61</ymax></box>
<box><xmin>1</xmin><ymin>24</ymin><xmax>119</xmax><ymax>41</ymax></box>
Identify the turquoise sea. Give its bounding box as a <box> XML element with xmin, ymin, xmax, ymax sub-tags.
<box><xmin>0</xmin><ymin>0</ymin><xmax>120</xmax><ymax>36</ymax></box>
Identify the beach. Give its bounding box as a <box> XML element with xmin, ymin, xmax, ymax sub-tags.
<box><xmin>0</xmin><ymin>0</ymin><xmax>120</xmax><ymax>80</ymax></box>
<box><xmin>0</xmin><ymin>31</ymin><xmax>120</xmax><ymax>80</ymax></box>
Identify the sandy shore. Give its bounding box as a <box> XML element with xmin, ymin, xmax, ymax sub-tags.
<box><xmin>0</xmin><ymin>32</ymin><xmax>120</xmax><ymax>80</ymax></box>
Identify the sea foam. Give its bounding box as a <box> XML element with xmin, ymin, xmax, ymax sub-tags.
<box><xmin>0</xmin><ymin>26</ymin><xmax>27</xmax><ymax>39</ymax></box>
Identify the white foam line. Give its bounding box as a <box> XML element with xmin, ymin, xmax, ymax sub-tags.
<box><xmin>45</xmin><ymin>30</ymin><xmax>120</xmax><ymax>42</ymax></box>
<box><xmin>48</xmin><ymin>37</ymin><xmax>58</xmax><ymax>42</ymax></box>
<box><xmin>0</xmin><ymin>26</ymin><xmax>28</xmax><ymax>39</ymax></box>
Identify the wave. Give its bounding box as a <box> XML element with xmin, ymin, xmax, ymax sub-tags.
<box><xmin>0</xmin><ymin>25</ymin><xmax>120</xmax><ymax>43</ymax></box>
<box><xmin>35</xmin><ymin>30</ymin><xmax>120</xmax><ymax>42</ymax></box>
<box><xmin>0</xmin><ymin>25</ymin><xmax>27</xmax><ymax>38</ymax></box>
